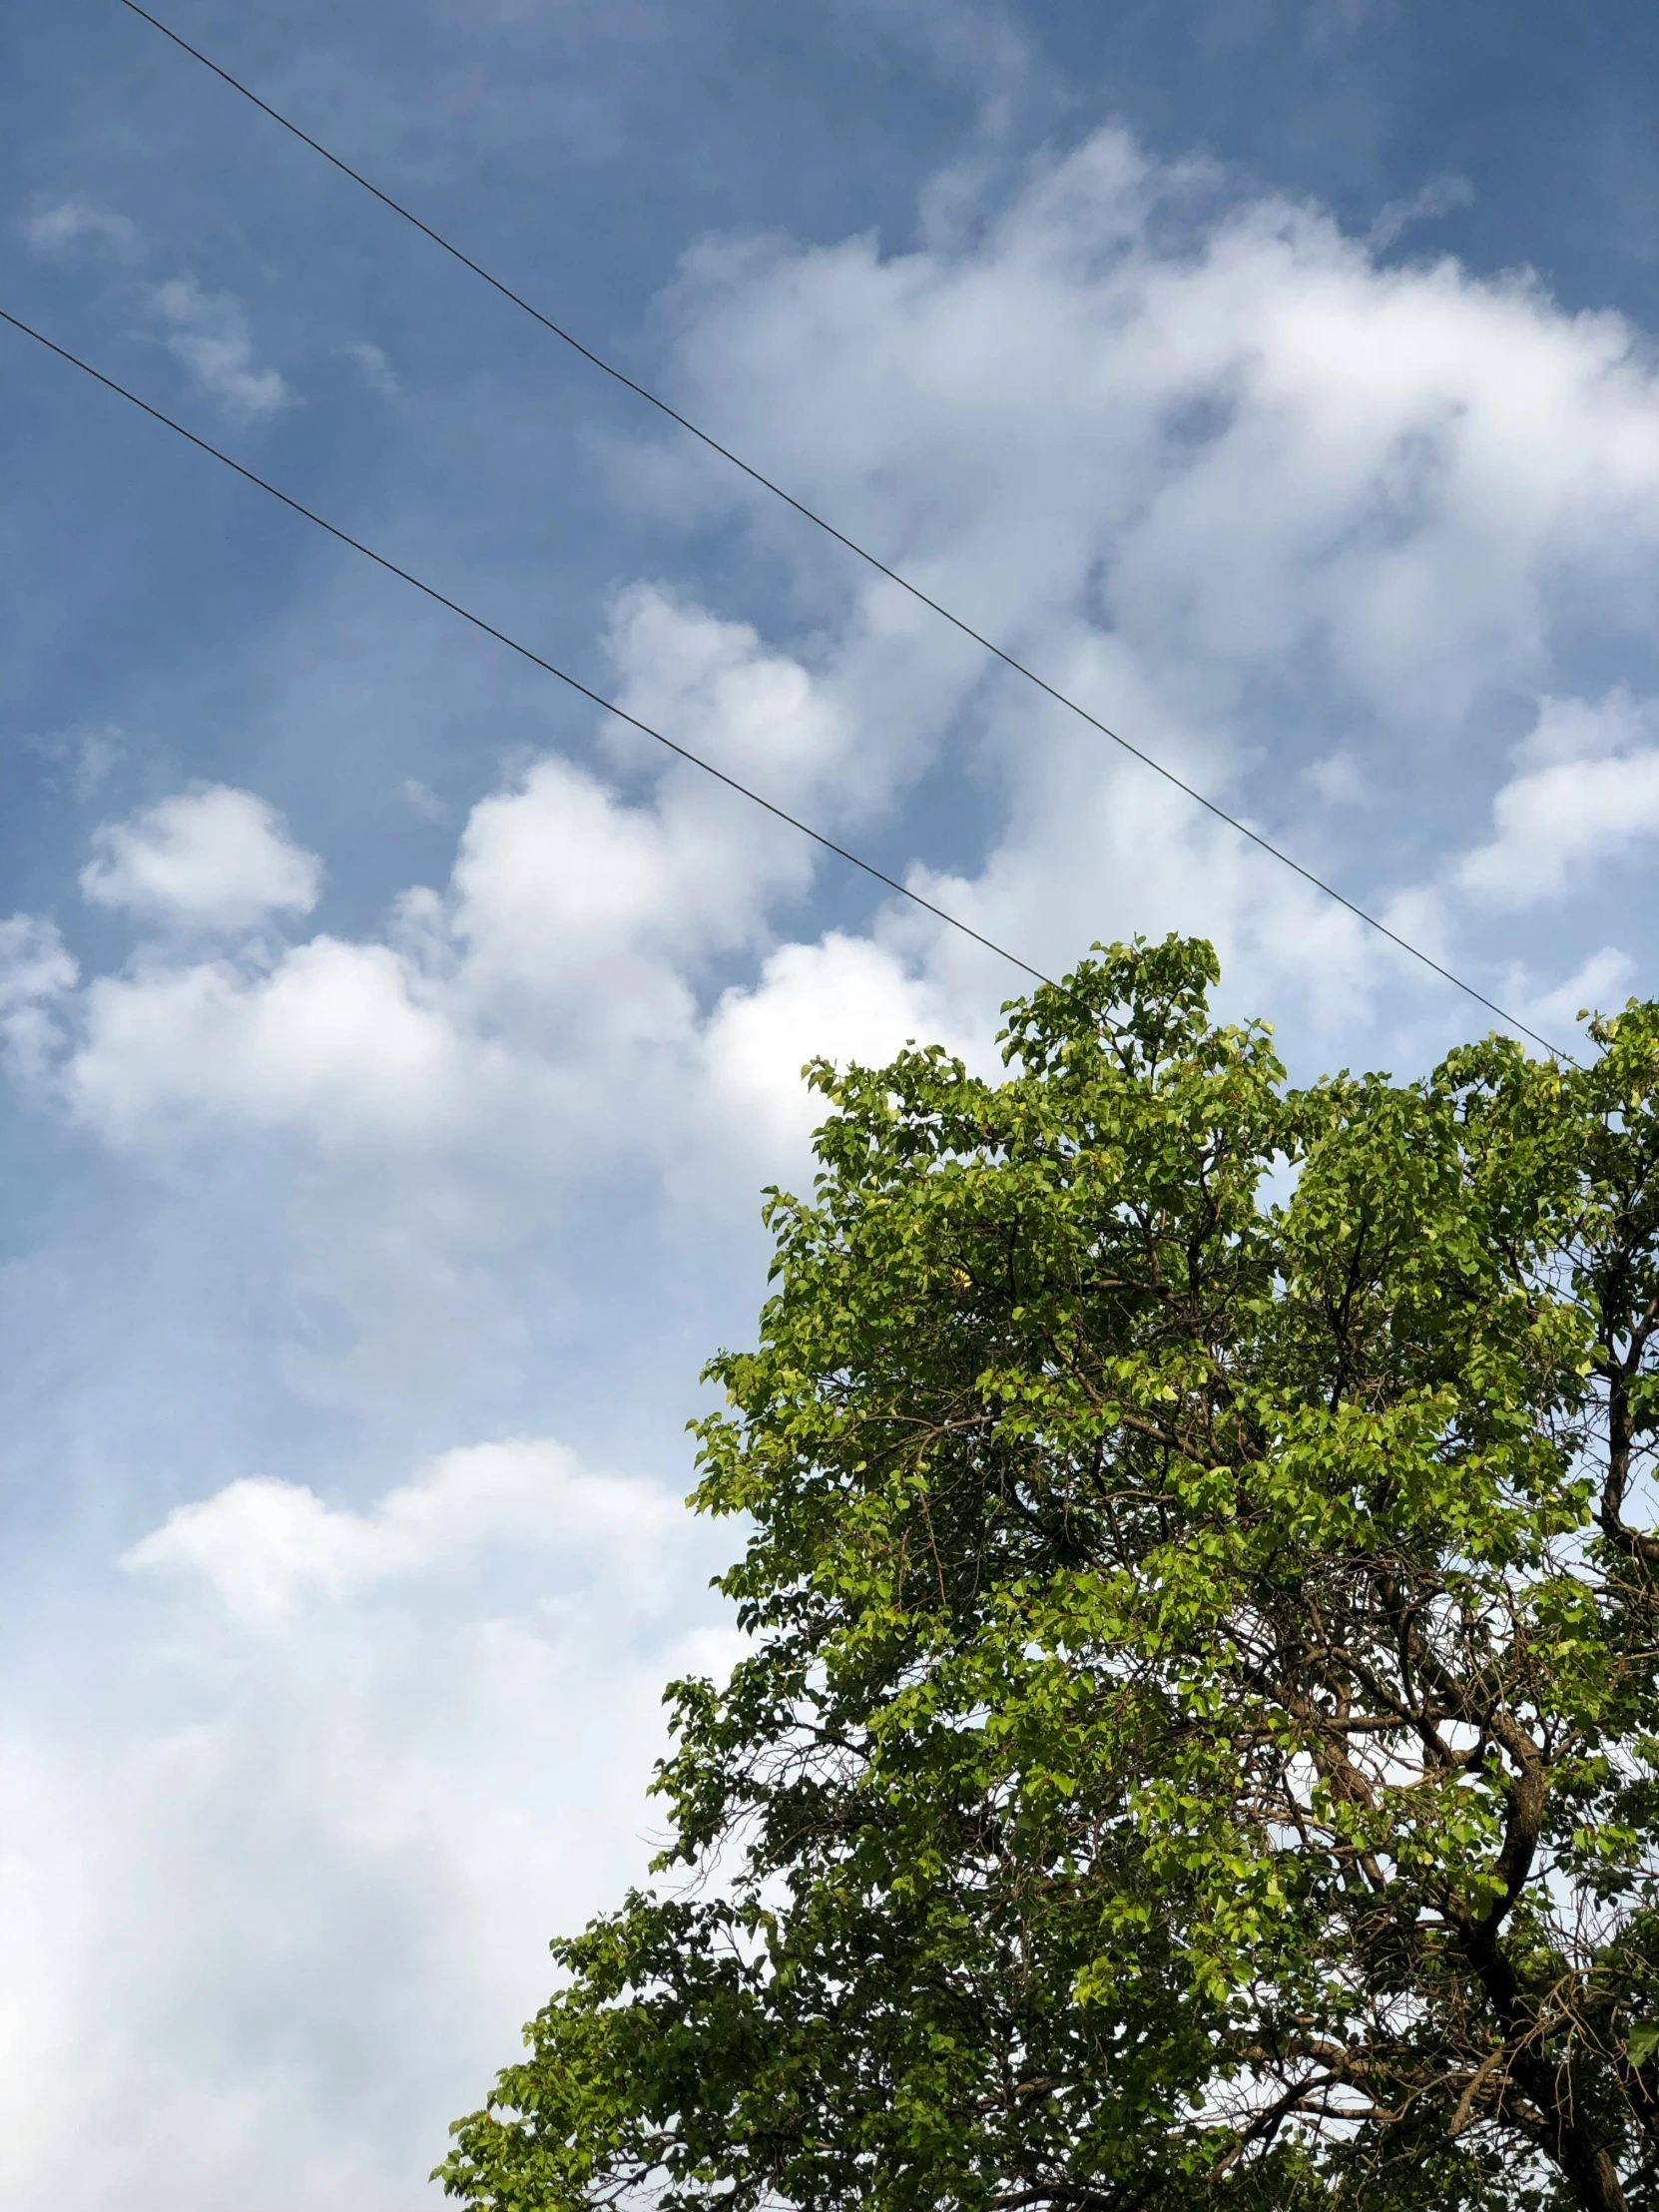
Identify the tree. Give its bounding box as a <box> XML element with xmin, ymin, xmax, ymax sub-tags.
<box><xmin>439</xmin><ymin>938</ymin><xmax>1659</xmax><ymax>2212</ymax></box>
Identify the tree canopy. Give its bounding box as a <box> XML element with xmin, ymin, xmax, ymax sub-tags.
<box><xmin>440</xmin><ymin>938</ymin><xmax>1659</xmax><ymax>2212</ymax></box>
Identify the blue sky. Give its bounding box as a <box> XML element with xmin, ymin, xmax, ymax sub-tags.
<box><xmin>9</xmin><ymin>1</ymin><xmax>1659</xmax><ymax>2203</ymax></box>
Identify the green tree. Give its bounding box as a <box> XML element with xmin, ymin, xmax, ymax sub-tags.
<box><xmin>440</xmin><ymin>938</ymin><xmax>1659</xmax><ymax>2212</ymax></box>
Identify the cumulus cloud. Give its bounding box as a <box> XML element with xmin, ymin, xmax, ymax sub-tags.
<box><xmin>1457</xmin><ymin>691</ymin><xmax>1659</xmax><ymax>906</ymax></box>
<box><xmin>661</xmin><ymin>128</ymin><xmax>1659</xmax><ymax>753</ymax></box>
<box><xmin>44</xmin><ymin>97</ymin><xmax>1659</xmax><ymax>1348</ymax></box>
<box><xmin>31</xmin><ymin>122</ymin><xmax>1659</xmax><ymax>1437</ymax></box>
<box><xmin>0</xmin><ymin>1437</ymin><xmax>733</xmax><ymax>2212</ymax></box>
<box><xmin>124</xmin><ymin>1437</ymin><xmax>674</xmax><ymax>1620</ymax></box>
<box><xmin>604</xmin><ymin>583</ymin><xmax>857</xmax><ymax>801</ymax></box>
<box><xmin>695</xmin><ymin>929</ymin><xmax>963</xmax><ymax>1162</ymax></box>
<box><xmin>81</xmin><ymin>786</ymin><xmax>321</xmax><ymax>932</ymax></box>
<box><xmin>149</xmin><ymin>277</ymin><xmax>290</xmax><ymax>423</ymax></box>
<box><xmin>70</xmin><ymin>936</ymin><xmax>477</xmax><ymax>1149</ymax></box>
<box><xmin>16</xmin><ymin>128</ymin><xmax>1659</xmax><ymax>1449</ymax></box>
<box><xmin>53</xmin><ymin>584</ymin><xmax>927</xmax><ymax>1171</ymax></box>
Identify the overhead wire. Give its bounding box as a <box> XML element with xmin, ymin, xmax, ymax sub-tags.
<box><xmin>108</xmin><ymin>0</ymin><xmax>1573</xmax><ymax>1062</ymax></box>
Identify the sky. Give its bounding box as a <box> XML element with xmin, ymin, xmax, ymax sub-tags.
<box><xmin>8</xmin><ymin>0</ymin><xmax>1659</xmax><ymax>2203</ymax></box>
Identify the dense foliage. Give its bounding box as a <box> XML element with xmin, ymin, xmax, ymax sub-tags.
<box><xmin>441</xmin><ymin>938</ymin><xmax>1659</xmax><ymax>2210</ymax></box>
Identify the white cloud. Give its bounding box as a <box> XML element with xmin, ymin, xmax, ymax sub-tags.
<box><xmin>0</xmin><ymin>914</ymin><xmax>77</xmax><ymax>1081</ymax></box>
<box><xmin>659</xmin><ymin>128</ymin><xmax>1659</xmax><ymax>747</ymax></box>
<box><xmin>53</xmin><ymin>587</ymin><xmax>915</xmax><ymax>1170</ymax></box>
<box><xmin>36</xmin><ymin>121</ymin><xmax>1659</xmax><ymax>1428</ymax></box>
<box><xmin>701</xmin><ymin>932</ymin><xmax>947</xmax><ymax>1140</ymax></box>
<box><xmin>123</xmin><ymin>1436</ymin><xmax>674</xmax><ymax>1620</ymax></box>
<box><xmin>400</xmin><ymin>776</ymin><xmax>448</xmax><ymax>822</ymax></box>
<box><xmin>21</xmin><ymin>208</ymin><xmax>287</xmax><ymax>422</ymax></box>
<box><xmin>1305</xmin><ymin>753</ymin><xmax>1368</xmax><ymax>808</ymax></box>
<box><xmin>604</xmin><ymin>583</ymin><xmax>857</xmax><ymax>801</ymax></box>
<box><xmin>22</xmin><ymin>199</ymin><xmax>141</xmax><ymax>260</ymax></box>
<box><xmin>44</xmin><ymin>100</ymin><xmax>1659</xmax><ymax>1343</ymax></box>
<box><xmin>1457</xmin><ymin>692</ymin><xmax>1659</xmax><ymax>905</ymax></box>
<box><xmin>23</xmin><ymin>126</ymin><xmax>1659</xmax><ymax>1421</ymax></box>
<box><xmin>81</xmin><ymin>785</ymin><xmax>321</xmax><ymax>933</ymax></box>
<box><xmin>1368</xmin><ymin>172</ymin><xmax>1474</xmax><ymax>252</ymax></box>
<box><xmin>1506</xmin><ymin>942</ymin><xmax>1636</xmax><ymax>1042</ymax></box>
<box><xmin>70</xmin><ymin>935</ymin><xmax>477</xmax><ymax>1148</ymax></box>
<box><xmin>71</xmin><ymin>726</ymin><xmax>125</xmax><ymax>800</ymax></box>
<box><xmin>0</xmin><ymin>1438</ymin><xmax>733</xmax><ymax>2212</ymax></box>
<box><xmin>149</xmin><ymin>277</ymin><xmax>290</xmax><ymax>423</ymax></box>
<box><xmin>340</xmin><ymin>338</ymin><xmax>400</xmax><ymax>400</ymax></box>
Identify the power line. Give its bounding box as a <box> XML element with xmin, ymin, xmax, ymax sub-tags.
<box><xmin>1</xmin><ymin>306</ymin><xmax>1063</xmax><ymax>993</ymax></box>
<box><xmin>110</xmin><ymin>0</ymin><xmax>1570</xmax><ymax>1060</ymax></box>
